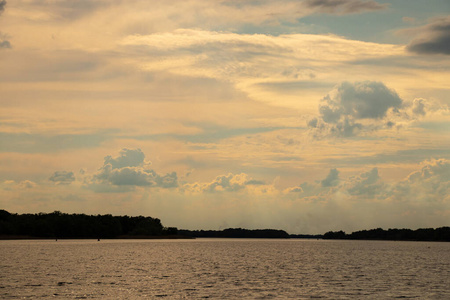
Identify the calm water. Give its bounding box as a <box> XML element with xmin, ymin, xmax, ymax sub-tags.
<box><xmin>1</xmin><ymin>239</ymin><xmax>449</xmax><ymax>299</ymax></box>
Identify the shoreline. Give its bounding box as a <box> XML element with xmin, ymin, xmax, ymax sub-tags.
<box><xmin>0</xmin><ymin>235</ymin><xmax>195</xmax><ymax>240</ymax></box>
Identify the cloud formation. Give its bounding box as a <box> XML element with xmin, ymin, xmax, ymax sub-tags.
<box><xmin>184</xmin><ymin>173</ymin><xmax>266</xmax><ymax>193</ymax></box>
<box><xmin>305</xmin><ymin>0</ymin><xmax>387</xmax><ymax>14</ymax></box>
<box><xmin>388</xmin><ymin>159</ymin><xmax>450</xmax><ymax>203</ymax></box>
<box><xmin>104</xmin><ymin>148</ymin><xmax>146</xmax><ymax>169</ymax></box>
<box><xmin>321</xmin><ymin>168</ymin><xmax>340</xmax><ymax>187</ymax></box>
<box><xmin>88</xmin><ymin>149</ymin><xmax>178</xmax><ymax>191</ymax></box>
<box><xmin>0</xmin><ymin>1</ymin><xmax>10</xmax><ymax>49</ymax></box>
<box><xmin>346</xmin><ymin>167</ymin><xmax>383</xmax><ymax>197</ymax></box>
<box><xmin>286</xmin><ymin>159</ymin><xmax>449</xmax><ymax>204</ymax></box>
<box><xmin>0</xmin><ymin>1</ymin><xmax>5</xmax><ymax>14</ymax></box>
<box><xmin>308</xmin><ymin>81</ymin><xmax>403</xmax><ymax>137</ymax></box>
<box><xmin>2</xmin><ymin>180</ymin><xmax>37</xmax><ymax>190</ymax></box>
<box><xmin>0</xmin><ymin>40</ymin><xmax>10</xmax><ymax>48</ymax></box>
<box><xmin>406</xmin><ymin>16</ymin><xmax>450</xmax><ymax>55</ymax></box>
<box><xmin>49</xmin><ymin>171</ymin><xmax>76</xmax><ymax>185</ymax></box>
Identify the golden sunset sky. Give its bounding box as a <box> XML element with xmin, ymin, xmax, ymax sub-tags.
<box><xmin>1</xmin><ymin>0</ymin><xmax>449</xmax><ymax>233</ymax></box>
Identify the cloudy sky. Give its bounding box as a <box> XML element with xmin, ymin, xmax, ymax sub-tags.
<box><xmin>1</xmin><ymin>0</ymin><xmax>449</xmax><ymax>234</ymax></box>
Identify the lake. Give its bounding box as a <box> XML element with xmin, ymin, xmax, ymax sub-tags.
<box><xmin>1</xmin><ymin>239</ymin><xmax>449</xmax><ymax>299</ymax></box>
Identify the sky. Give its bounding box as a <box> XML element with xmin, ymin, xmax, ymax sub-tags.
<box><xmin>0</xmin><ymin>0</ymin><xmax>449</xmax><ymax>234</ymax></box>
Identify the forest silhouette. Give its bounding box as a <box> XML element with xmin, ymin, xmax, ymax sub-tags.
<box><xmin>1</xmin><ymin>209</ymin><xmax>449</xmax><ymax>241</ymax></box>
<box><xmin>0</xmin><ymin>209</ymin><xmax>177</xmax><ymax>239</ymax></box>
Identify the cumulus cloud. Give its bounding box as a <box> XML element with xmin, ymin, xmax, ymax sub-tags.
<box><xmin>87</xmin><ymin>148</ymin><xmax>178</xmax><ymax>191</ymax></box>
<box><xmin>346</xmin><ymin>168</ymin><xmax>384</xmax><ymax>197</ymax></box>
<box><xmin>183</xmin><ymin>173</ymin><xmax>268</xmax><ymax>193</ymax></box>
<box><xmin>49</xmin><ymin>171</ymin><xmax>76</xmax><ymax>185</ymax></box>
<box><xmin>285</xmin><ymin>160</ymin><xmax>449</xmax><ymax>205</ymax></box>
<box><xmin>305</xmin><ymin>0</ymin><xmax>387</xmax><ymax>14</ymax></box>
<box><xmin>406</xmin><ymin>16</ymin><xmax>450</xmax><ymax>55</ymax></box>
<box><xmin>308</xmin><ymin>81</ymin><xmax>404</xmax><ymax>137</ymax></box>
<box><xmin>401</xmin><ymin>97</ymin><xmax>448</xmax><ymax>121</ymax></box>
<box><xmin>408</xmin><ymin>159</ymin><xmax>450</xmax><ymax>182</ymax></box>
<box><xmin>388</xmin><ymin>159</ymin><xmax>450</xmax><ymax>203</ymax></box>
<box><xmin>104</xmin><ymin>148</ymin><xmax>147</xmax><ymax>169</ymax></box>
<box><xmin>321</xmin><ymin>81</ymin><xmax>402</xmax><ymax>121</ymax></box>
<box><xmin>321</xmin><ymin>168</ymin><xmax>340</xmax><ymax>187</ymax></box>
<box><xmin>284</xmin><ymin>170</ymin><xmax>340</xmax><ymax>201</ymax></box>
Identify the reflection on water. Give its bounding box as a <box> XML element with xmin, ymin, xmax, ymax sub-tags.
<box><xmin>1</xmin><ymin>239</ymin><xmax>449</xmax><ymax>299</ymax></box>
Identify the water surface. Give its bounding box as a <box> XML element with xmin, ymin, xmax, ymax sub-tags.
<box><xmin>1</xmin><ymin>239</ymin><xmax>449</xmax><ymax>299</ymax></box>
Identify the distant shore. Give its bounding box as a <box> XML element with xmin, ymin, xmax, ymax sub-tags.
<box><xmin>1</xmin><ymin>210</ymin><xmax>448</xmax><ymax>242</ymax></box>
<box><xmin>0</xmin><ymin>234</ymin><xmax>194</xmax><ymax>240</ymax></box>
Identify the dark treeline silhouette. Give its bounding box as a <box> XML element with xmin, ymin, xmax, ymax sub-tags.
<box><xmin>323</xmin><ymin>227</ymin><xmax>450</xmax><ymax>242</ymax></box>
<box><xmin>0</xmin><ymin>209</ymin><xmax>178</xmax><ymax>239</ymax></box>
<box><xmin>2</xmin><ymin>209</ymin><xmax>449</xmax><ymax>241</ymax></box>
<box><xmin>178</xmin><ymin>228</ymin><xmax>290</xmax><ymax>238</ymax></box>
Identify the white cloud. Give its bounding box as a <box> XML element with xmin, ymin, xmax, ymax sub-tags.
<box><xmin>183</xmin><ymin>173</ymin><xmax>267</xmax><ymax>193</ymax></box>
<box><xmin>121</xmin><ymin>30</ymin><xmax>403</xmax><ymax>110</ymax></box>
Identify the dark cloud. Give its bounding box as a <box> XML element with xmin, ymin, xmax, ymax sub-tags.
<box><xmin>49</xmin><ymin>171</ymin><xmax>75</xmax><ymax>185</ymax></box>
<box><xmin>20</xmin><ymin>0</ymin><xmax>108</xmax><ymax>21</ymax></box>
<box><xmin>321</xmin><ymin>168</ymin><xmax>339</xmax><ymax>187</ymax></box>
<box><xmin>320</xmin><ymin>81</ymin><xmax>402</xmax><ymax>121</ymax></box>
<box><xmin>406</xmin><ymin>16</ymin><xmax>450</xmax><ymax>55</ymax></box>
<box><xmin>0</xmin><ymin>1</ymin><xmax>10</xmax><ymax>49</ymax></box>
<box><xmin>309</xmin><ymin>81</ymin><xmax>403</xmax><ymax>137</ymax></box>
<box><xmin>305</xmin><ymin>0</ymin><xmax>386</xmax><ymax>14</ymax></box>
<box><xmin>0</xmin><ymin>0</ymin><xmax>5</xmax><ymax>14</ymax></box>
<box><xmin>88</xmin><ymin>149</ymin><xmax>178</xmax><ymax>191</ymax></box>
<box><xmin>104</xmin><ymin>148</ymin><xmax>146</xmax><ymax>169</ymax></box>
<box><xmin>245</xmin><ymin>179</ymin><xmax>266</xmax><ymax>185</ymax></box>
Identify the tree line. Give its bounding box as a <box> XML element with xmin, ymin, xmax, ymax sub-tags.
<box><xmin>1</xmin><ymin>209</ymin><xmax>449</xmax><ymax>241</ymax></box>
<box><xmin>323</xmin><ymin>227</ymin><xmax>450</xmax><ymax>242</ymax></box>
<box><xmin>0</xmin><ymin>209</ymin><xmax>178</xmax><ymax>239</ymax></box>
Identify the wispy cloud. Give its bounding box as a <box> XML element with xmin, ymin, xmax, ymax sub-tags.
<box><xmin>304</xmin><ymin>0</ymin><xmax>387</xmax><ymax>15</ymax></box>
<box><xmin>49</xmin><ymin>171</ymin><xmax>75</xmax><ymax>185</ymax></box>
